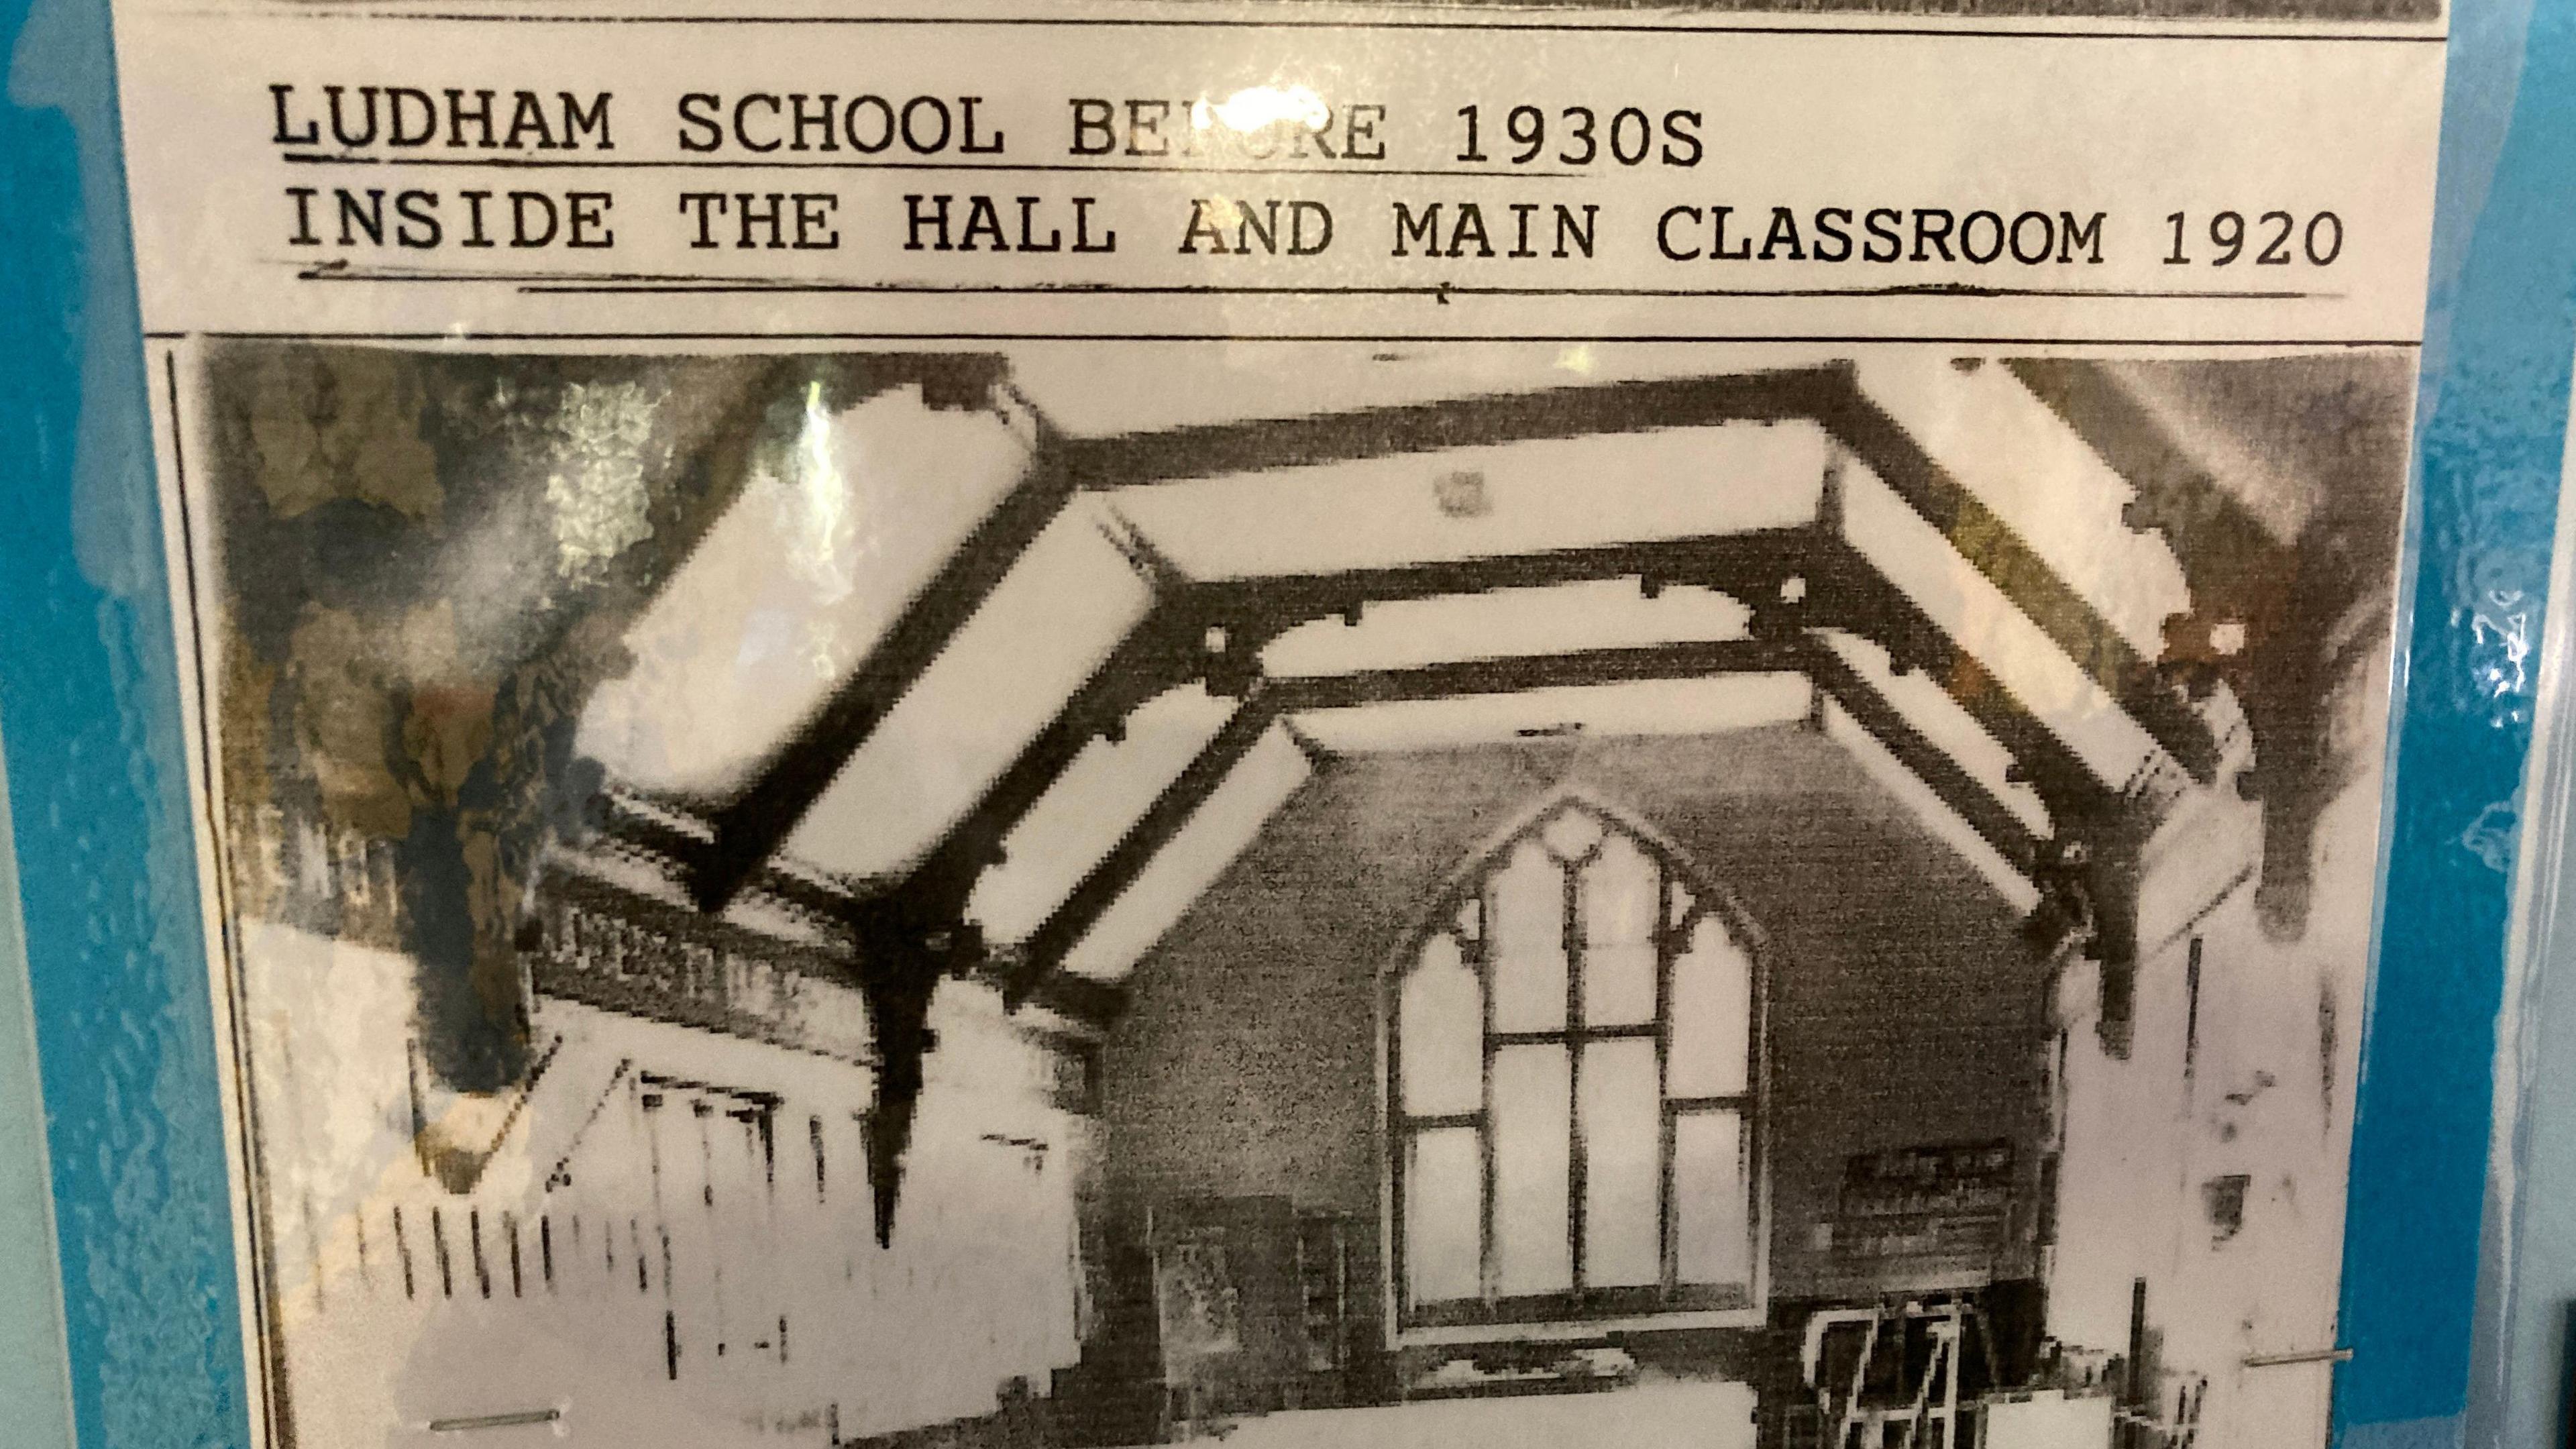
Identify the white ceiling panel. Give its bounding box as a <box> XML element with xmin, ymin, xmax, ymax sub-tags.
<box><xmin>1853</xmin><ymin>355</ymin><xmax>2192</xmax><ymax>661</ymax></box>
<box><xmin>1822</xmin><ymin>700</ymin><xmax>2041</xmax><ymax>914</ymax></box>
<box><xmin>578</xmin><ymin>384</ymin><xmax>1038</xmax><ymax>797</ymax></box>
<box><xmin>1102</xmin><ymin>421</ymin><xmax>1829</xmax><ymax>581</ymax></box>
<box><xmin>1260</xmin><ymin>580</ymin><xmax>1755</xmax><ymax>678</ymax></box>
<box><xmin>1843</xmin><ymin>461</ymin><xmax>2165</xmax><ymax>790</ymax></box>
<box><xmin>1292</xmin><ymin>675</ymin><xmax>1813</xmax><ymax>756</ymax></box>
<box><xmin>967</xmin><ymin>684</ymin><xmax>1241</xmax><ymax>945</ymax></box>
<box><xmin>1054</xmin><ymin>723</ymin><xmax>1316</xmax><ymax>981</ymax></box>
<box><xmin>782</xmin><ymin>500</ymin><xmax>1152</xmax><ymax>881</ymax></box>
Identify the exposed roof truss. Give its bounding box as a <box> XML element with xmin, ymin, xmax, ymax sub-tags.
<box><xmin>584</xmin><ymin>360</ymin><xmax>2248</xmax><ymax>1241</ymax></box>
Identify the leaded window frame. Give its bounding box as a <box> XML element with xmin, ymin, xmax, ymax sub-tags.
<box><xmin>1384</xmin><ymin>792</ymin><xmax>1770</xmax><ymax>1338</ymax></box>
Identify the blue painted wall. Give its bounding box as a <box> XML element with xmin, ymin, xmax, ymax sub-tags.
<box><xmin>2</xmin><ymin>0</ymin><xmax>254</xmax><ymax>1442</ymax></box>
<box><xmin>2338</xmin><ymin>0</ymin><xmax>2576</xmax><ymax>1441</ymax></box>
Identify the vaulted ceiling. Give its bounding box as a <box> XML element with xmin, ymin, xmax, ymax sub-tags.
<box><xmin>563</xmin><ymin>347</ymin><xmax>2409</xmax><ymax>1240</ymax></box>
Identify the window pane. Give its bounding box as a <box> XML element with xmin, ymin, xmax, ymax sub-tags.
<box><xmin>1580</xmin><ymin>1039</ymin><xmax>1661</xmax><ymax>1288</ymax></box>
<box><xmin>1405</xmin><ymin>1128</ymin><xmax>1481</xmax><ymax>1305</ymax></box>
<box><xmin>1674</xmin><ymin>1110</ymin><xmax>1751</xmax><ymax>1287</ymax></box>
<box><xmin>1489</xmin><ymin>841</ymin><xmax>1567</xmax><ymax>1032</ymax></box>
<box><xmin>1401</xmin><ymin>934</ymin><xmax>1483</xmax><ymax>1118</ymax></box>
<box><xmin>1584</xmin><ymin>943</ymin><xmax>1658</xmax><ymax>1030</ymax></box>
<box><xmin>1492</xmin><ymin>1044</ymin><xmax>1572</xmax><ymax>1296</ymax></box>
<box><xmin>1539</xmin><ymin>806</ymin><xmax>1604</xmax><ymax>863</ymax></box>
<box><xmin>1669</xmin><ymin>917</ymin><xmax>1752</xmax><ymax>1099</ymax></box>
<box><xmin>1582</xmin><ymin>835</ymin><xmax>1659</xmax><ymax>946</ymax></box>
<box><xmin>1580</xmin><ymin>836</ymin><xmax>1659</xmax><ymax>1028</ymax></box>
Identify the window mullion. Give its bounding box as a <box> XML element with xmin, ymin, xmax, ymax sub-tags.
<box><xmin>1477</xmin><ymin>888</ymin><xmax>1498</xmax><ymax>1307</ymax></box>
<box><xmin>1403</xmin><ymin>1112</ymin><xmax>1483</xmax><ymax>1132</ymax></box>
<box><xmin>1389</xmin><ymin>951</ymin><xmax>1408</xmax><ymax>1320</ymax></box>
<box><xmin>1563</xmin><ymin>855</ymin><xmax>1585</xmax><ymax>1299</ymax></box>
<box><xmin>1666</xmin><ymin>1095</ymin><xmax>1757</xmax><ymax>1115</ymax></box>
<box><xmin>1656</xmin><ymin>864</ymin><xmax>1676</xmax><ymax>1297</ymax></box>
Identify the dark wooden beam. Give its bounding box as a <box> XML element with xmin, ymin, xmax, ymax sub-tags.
<box><xmin>1265</xmin><ymin>632</ymin><xmax>2040</xmax><ymax>881</ymax></box>
<box><xmin>1187</xmin><ymin>527</ymin><xmax>1819</xmax><ymax>625</ymax></box>
<box><xmin>1055</xmin><ymin>367</ymin><xmax>1842</xmax><ymax>490</ymax></box>
<box><xmin>1811</xmin><ymin>547</ymin><xmax>2157</xmax><ymax>981</ymax></box>
<box><xmin>690</xmin><ymin>429</ymin><xmax>1080</xmax><ymax>914</ymax></box>
<box><xmin>1812</xmin><ymin>545</ymin><xmax>2129</xmax><ymax>834</ymax></box>
<box><xmin>877</xmin><ymin>532</ymin><xmax>1816</xmax><ymax>970</ymax></box>
<box><xmin>588</xmin><ymin>789</ymin><xmax>716</xmax><ymax>875</ymax></box>
<box><xmin>885</xmin><ymin>611</ymin><xmax>1214</xmax><ymax>921</ymax></box>
<box><xmin>1058</xmin><ymin>358</ymin><xmax>2214</xmax><ymax>782</ymax></box>
<box><xmin>1000</xmin><ymin>692</ymin><xmax>1287</xmax><ymax>1006</ymax></box>
<box><xmin>978</xmin><ymin>963</ymin><xmax>1130</xmax><ymax>1028</ymax></box>
<box><xmin>1801</xmin><ymin>641</ymin><xmax>2045</xmax><ymax>878</ymax></box>
<box><xmin>1808</xmin><ymin>374</ymin><xmax>2223</xmax><ymax>784</ymax></box>
<box><xmin>854</xmin><ymin>945</ymin><xmax>939</xmax><ymax>1248</ymax></box>
<box><xmin>1272</xmin><ymin>635</ymin><xmax>1806</xmax><ymax>712</ymax></box>
<box><xmin>2002</xmin><ymin>358</ymin><xmax>2375</xmax><ymax>943</ymax></box>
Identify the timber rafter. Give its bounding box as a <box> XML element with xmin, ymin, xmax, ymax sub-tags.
<box><xmin>594</xmin><ymin>360</ymin><xmax>2233</xmax><ymax>1240</ymax></box>
<box><xmin>610</xmin><ymin>519</ymin><xmax>2167</xmax><ymax>1022</ymax></box>
<box><xmin>682</xmin><ymin>362</ymin><xmax>2216</xmax><ymax>919</ymax></box>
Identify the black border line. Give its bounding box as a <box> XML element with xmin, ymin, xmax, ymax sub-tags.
<box><xmin>244</xmin><ymin>10</ymin><xmax>2447</xmax><ymax>42</ymax></box>
<box><xmin>278</xmin><ymin>154</ymin><xmax>1589</xmax><ymax>179</ymax></box>
<box><xmin>515</xmin><ymin>284</ymin><xmax>2331</xmax><ymax>300</ymax></box>
<box><xmin>153</xmin><ymin>329</ymin><xmax>2421</xmax><ymax>346</ymax></box>
<box><xmin>164</xmin><ymin>347</ymin><xmax>297</xmax><ymax>1449</ymax></box>
<box><xmin>280</xmin><ymin>269</ymin><xmax>2334</xmax><ymax>303</ymax></box>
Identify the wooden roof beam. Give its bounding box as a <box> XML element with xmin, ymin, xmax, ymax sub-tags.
<box><xmin>1055</xmin><ymin>366</ymin><xmax>1842</xmax><ymax>490</ymax></box>
<box><xmin>1809</xmin><ymin>371</ymin><xmax>2222</xmax><ymax>784</ymax></box>
<box><xmin>998</xmin><ymin>690</ymin><xmax>1287</xmax><ymax>1008</ymax></box>
<box><xmin>689</xmin><ymin>410</ymin><xmax>1076</xmax><ymax>914</ymax></box>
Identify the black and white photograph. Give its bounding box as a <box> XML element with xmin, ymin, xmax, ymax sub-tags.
<box><xmin>168</xmin><ymin>338</ymin><xmax>2411</xmax><ymax>1449</ymax></box>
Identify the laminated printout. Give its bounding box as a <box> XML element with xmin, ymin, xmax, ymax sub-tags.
<box><xmin>103</xmin><ymin>0</ymin><xmax>2446</xmax><ymax>1442</ymax></box>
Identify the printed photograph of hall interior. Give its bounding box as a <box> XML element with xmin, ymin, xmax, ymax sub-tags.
<box><xmin>181</xmin><ymin>339</ymin><xmax>2408</xmax><ymax>1449</ymax></box>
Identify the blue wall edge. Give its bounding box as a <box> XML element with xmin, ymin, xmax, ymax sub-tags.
<box><xmin>2</xmin><ymin>0</ymin><xmax>255</xmax><ymax>1443</ymax></box>
<box><xmin>2337</xmin><ymin>0</ymin><xmax>2576</xmax><ymax>1440</ymax></box>
<box><xmin>0</xmin><ymin>728</ymin><xmax>80</xmax><ymax>1449</ymax></box>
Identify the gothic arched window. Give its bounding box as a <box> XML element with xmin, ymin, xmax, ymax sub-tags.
<box><xmin>1390</xmin><ymin>796</ymin><xmax>1762</xmax><ymax>1330</ymax></box>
